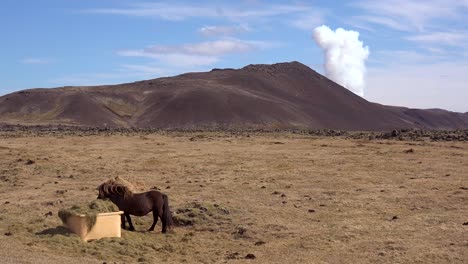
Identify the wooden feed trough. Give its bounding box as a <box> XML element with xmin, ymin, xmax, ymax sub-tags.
<box><xmin>63</xmin><ymin>211</ymin><xmax>123</xmax><ymax>241</ymax></box>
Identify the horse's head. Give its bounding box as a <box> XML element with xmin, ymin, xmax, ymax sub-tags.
<box><xmin>97</xmin><ymin>183</ymin><xmax>108</xmax><ymax>199</ymax></box>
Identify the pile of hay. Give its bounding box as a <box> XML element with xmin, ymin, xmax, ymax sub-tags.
<box><xmin>58</xmin><ymin>199</ymin><xmax>119</xmax><ymax>231</ymax></box>
<box><xmin>104</xmin><ymin>176</ymin><xmax>138</xmax><ymax>193</ymax></box>
<box><xmin>112</xmin><ymin>176</ymin><xmax>137</xmax><ymax>192</ymax></box>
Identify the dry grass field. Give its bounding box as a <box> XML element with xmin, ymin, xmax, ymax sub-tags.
<box><xmin>0</xmin><ymin>132</ymin><xmax>466</xmax><ymax>263</ymax></box>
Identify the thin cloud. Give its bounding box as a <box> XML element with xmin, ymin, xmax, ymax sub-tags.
<box><xmin>199</xmin><ymin>24</ymin><xmax>251</xmax><ymax>37</ymax></box>
<box><xmin>86</xmin><ymin>3</ymin><xmax>215</xmax><ymax>20</ymax></box>
<box><xmin>291</xmin><ymin>11</ymin><xmax>325</xmax><ymax>31</ymax></box>
<box><xmin>352</xmin><ymin>0</ymin><xmax>468</xmax><ymax>31</ymax></box>
<box><xmin>20</xmin><ymin>58</ymin><xmax>51</xmax><ymax>65</ymax></box>
<box><xmin>119</xmin><ymin>64</ymin><xmax>167</xmax><ymax>75</ymax></box>
<box><xmin>148</xmin><ymin>39</ymin><xmax>259</xmax><ymax>56</ymax></box>
<box><xmin>49</xmin><ymin>64</ymin><xmax>173</xmax><ymax>87</ymax></box>
<box><xmin>117</xmin><ymin>39</ymin><xmax>270</xmax><ymax>67</ymax></box>
<box><xmin>407</xmin><ymin>32</ymin><xmax>468</xmax><ymax>47</ymax></box>
<box><xmin>117</xmin><ymin>50</ymin><xmax>219</xmax><ymax>68</ymax></box>
<box><xmin>352</xmin><ymin>15</ymin><xmax>410</xmax><ymax>31</ymax></box>
<box><xmin>85</xmin><ymin>2</ymin><xmax>326</xmax><ymax>25</ymax></box>
<box><xmin>370</xmin><ymin>50</ymin><xmax>445</xmax><ymax>65</ymax></box>
<box><xmin>49</xmin><ymin>73</ymin><xmax>128</xmax><ymax>87</ymax></box>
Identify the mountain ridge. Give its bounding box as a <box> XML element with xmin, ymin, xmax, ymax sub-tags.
<box><xmin>1</xmin><ymin>61</ymin><xmax>467</xmax><ymax>130</ymax></box>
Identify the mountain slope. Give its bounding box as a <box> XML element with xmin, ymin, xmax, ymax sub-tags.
<box><xmin>0</xmin><ymin>62</ymin><xmax>467</xmax><ymax>130</ymax></box>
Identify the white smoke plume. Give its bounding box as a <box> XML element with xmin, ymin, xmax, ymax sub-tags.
<box><xmin>313</xmin><ymin>25</ymin><xmax>369</xmax><ymax>96</ymax></box>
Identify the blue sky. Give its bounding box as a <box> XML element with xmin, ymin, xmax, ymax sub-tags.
<box><xmin>1</xmin><ymin>0</ymin><xmax>467</xmax><ymax>112</ymax></box>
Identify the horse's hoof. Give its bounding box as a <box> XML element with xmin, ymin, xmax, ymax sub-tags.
<box><xmin>129</xmin><ymin>228</ymin><xmax>135</xmax><ymax>231</ymax></box>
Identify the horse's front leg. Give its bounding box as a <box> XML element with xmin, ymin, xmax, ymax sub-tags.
<box><xmin>121</xmin><ymin>214</ymin><xmax>126</xmax><ymax>230</ymax></box>
<box><xmin>125</xmin><ymin>213</ymin><xmax>135</xmax><ymax>231</ymax></box>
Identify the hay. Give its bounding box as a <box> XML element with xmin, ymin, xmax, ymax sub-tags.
<box><xmin>98</xmin><ymin>176</ymin><xmax>136</xmax><ymax>200</ymax></box>
<box><xmin>112</xmin><ymin>176</ymin><xmax>137</xmax><ymax>192</ymax></box>
<box><xmin>58</xmin><ymin>199</ymin><xmax>119</xmax><ymax>231</ymax></box>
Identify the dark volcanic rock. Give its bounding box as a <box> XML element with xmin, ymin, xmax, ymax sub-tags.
<box><xmin>245</xmin><ymin>253</ymin><xmax>256</xmax><ymax>259</ymax></box>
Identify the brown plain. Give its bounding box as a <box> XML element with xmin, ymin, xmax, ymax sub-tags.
<box><xmin>0</xmin><ymin>132</ymin><xmax>467</xmax><ymax>263</ymax></box>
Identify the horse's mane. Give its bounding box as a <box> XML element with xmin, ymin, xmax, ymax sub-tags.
<box><xmin>99</xmin><ymin>178</ymin><xmax>134</xmax><ymax>199</ymax></box>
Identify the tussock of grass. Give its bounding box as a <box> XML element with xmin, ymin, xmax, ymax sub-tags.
<box><xmin>58</xmin><ymin>199</ymin><xmax>118</xmax><ymax>231</ymax></box>
<box><xmin>173</xmin><ymin>202</ymin><xmax>230</xmax><ymax>226</ymax></box>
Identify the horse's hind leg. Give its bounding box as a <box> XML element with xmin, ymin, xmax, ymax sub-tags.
<box><xmin>160</xmin><ymin>208</ymin><xmax>167</xmax><ymax>233</ymax></box>
<box><xmin>121</xmin><ymin>214</ymin><xmax>126</xmax><ymax>230</ymax></box>
<box><xmin>125</xmin><ymin>213</ymin><xmax>135</xmax><ymax>231</ymax></box>
<box><xmin>148</xmin><ymin>209</ymin><xmax>159</xmax><ymax>231</ymax></box>
<box><xmin>161</xmin><ymin>216</ymin><xmax>167</xmax><ymax>233</ymax></box>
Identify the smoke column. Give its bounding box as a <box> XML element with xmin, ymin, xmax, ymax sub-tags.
<box><xmin>313</xmin><ymin>25</ymin><xmax>369</xmax><ymax>96</ymax></box>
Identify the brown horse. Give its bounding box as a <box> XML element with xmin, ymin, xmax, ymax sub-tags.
<box><xmin>97</xmin><ymin>181</ymin><xmax>173</xmax><ymax>233</ymax></box>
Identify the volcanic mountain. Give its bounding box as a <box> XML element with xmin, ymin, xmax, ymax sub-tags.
<box><xmin>0</xmin><ymin>61</ymin><xmax>467</xmax><ymax>130</ymax></box>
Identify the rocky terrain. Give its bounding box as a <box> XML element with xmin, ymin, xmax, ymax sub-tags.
<box><xmin>1</xmin><ymin>124</ymin><xmax>467</xmax><ymax>142</ymax></box>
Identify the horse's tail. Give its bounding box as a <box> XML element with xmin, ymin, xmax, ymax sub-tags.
<box><xmin>163</xmin><ymin>194</ymin><xmax>174</xmax><ymax>229</ymax></box>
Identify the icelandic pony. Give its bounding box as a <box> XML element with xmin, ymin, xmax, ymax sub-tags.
<box><xmin>97</xmin><ymin>181</ymin><xmax>173</xmax><ymax>233</ymax></box>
